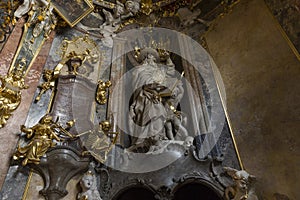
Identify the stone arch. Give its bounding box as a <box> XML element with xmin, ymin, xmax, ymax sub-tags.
<box><xmin>113</xmin><ymin>185</ymin><xmax>156</xmax><ymax>200</ymax></box>
<box><xmin>173</xmin><ymin>179</ymin><xmax>222</xmax><ymax>200</ymax></box>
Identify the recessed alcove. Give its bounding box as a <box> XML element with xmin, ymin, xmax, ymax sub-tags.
<box><xmin>114</xmin><ymin>187</ymin><xmax>156</xmax><ymax>200</ymax></box>
<box><xmin>174</xmin><ymin>182</ymin><xmax>222</xmax><ymax>200</ymax></box>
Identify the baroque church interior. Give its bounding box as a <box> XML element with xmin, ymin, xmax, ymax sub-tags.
<box><xmin>0</xmin><ymin>0</ymin><xmax>299</xmax><ymax>200</ymax></box>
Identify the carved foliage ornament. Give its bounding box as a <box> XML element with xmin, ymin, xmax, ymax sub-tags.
<box><xmin>224</xmin><ymin>167</ymin><xmax>258</xmax><ymax>200</ymax></box>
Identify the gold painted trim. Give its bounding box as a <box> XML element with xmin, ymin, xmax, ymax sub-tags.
<box><xmin>46</xmin><ymin>87</ymin><xmax>56</xmax><ymax>113</ymax></box>
<box><xmin>51</xmin><ymin>0</ymin><xmax>94</xmax><ymax>27</ymax></box>
<box><xmin>21</xmin><ymin>169</ymin><xmax>33</xmax><ymax>200</ymax></box>
<box><xmin>8</xmin><ymin>23</ymin><xmax>28</xmax><ymax>74</ymax></box>
<box><xmin>210</xmin><ymin>57</ymin><xmax>245</xmax><ymax>170</ymax></box>
<box><xmin>23</xmin><ymin>39</ymin><xmax>47</xmax><ymax>77</ymax></box>
<box><xmin>24</xmin><ymin>32</ymin><xmax>49</xmax><ymax>76</ymax></box>
<box><xmin>263</xmin><ymin>1</ymin><xmax>300</xmax><ymax>61</ymax></box>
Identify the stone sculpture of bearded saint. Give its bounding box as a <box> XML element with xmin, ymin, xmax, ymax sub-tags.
<box><xmin>129</xmin><ymin>48</ymin><xmax>188</xmax><ymax>151</ymax></box>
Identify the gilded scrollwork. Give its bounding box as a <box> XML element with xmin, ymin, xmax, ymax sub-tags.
<box><xmin>58</xmin><ymin>35</ymin><xmax>100</xmax><ymax>77</ymax></box>
<box><xmin>0</xmin><ymin>59</ymin><xmax>28</xmax><ymax>128</ymax></box>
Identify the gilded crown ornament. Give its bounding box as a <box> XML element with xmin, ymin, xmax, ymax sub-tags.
<box><xmin>134</xmin><ymin>39</ymin><xmax>171</xmax><ymax>63</ymax></box>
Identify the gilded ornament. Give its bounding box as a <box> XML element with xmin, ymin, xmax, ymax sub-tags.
<box><xmin>141</xmin><ymin>0</ymin><xmax>153</xmax><ymax>15</ymax></box>
<box><xmin>13</xmin><ymin>114</ymin><xmax>76</xmax><ymax>166</ymax></box>
<box><xmin>35</xmin><ymin>69</ymin><xmax>55</xmax><ymax>102</ymax></box>
<box><xmin>0</xmin><ymin>59</ymin><xmax>28</xmax><ymax>128</ymax></box>
<box><xmin>0</xmin><ymin>1</ymin><xmax>57</xmax><ymax>128</ymax></box>
<box><xmin>80</xmin><ymin>120</ymin><xmax>118</xmax><ymax>163</ymax></box>
<box><xmin>96</xmin><ymin>80</ymin><xmax>111</xmax><ymax>105</ymax></box>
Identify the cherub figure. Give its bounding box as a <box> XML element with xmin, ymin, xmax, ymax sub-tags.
<box><xmin>77</xmin><ymin>171</ymin><xmax>102</xmax><ymax>200</ymax></box>
<box><xmin>102</xmin><ymin>0</ymin><xmax>140</xmax><ymax>27</ymax></box>
<box><xmin>96</xmin><ymin>80</ymin><xmax>111</xmax><ymax>105</ymax></box>
<box><xmin>183</xmin><ymin>136</ymin><xmax>194</xmax><ymax>149</ymax></box>
<box><xmin>224</xmin><ymin>167</ymin><xmax>258</xmax><ymax>200</ymax></box>
<box><xmin>35</xmin><ymin>69</ymin><xmax>55</xmax><ymax>101</ymax></box>
<box><xmin>0</xmin><ymin>99</ymin><xmax>10</xmax><ymax>127</ymax></box>
<box><xmin>121</xmin><ymin>0</ymin><xmax>140</xmax><ymax>19</ymax></box>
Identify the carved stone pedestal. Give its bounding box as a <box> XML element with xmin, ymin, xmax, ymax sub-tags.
<box><xmin>31</xmin><ymin>146</ymin><xmax>90</xmax><ymax>200</ymax></box>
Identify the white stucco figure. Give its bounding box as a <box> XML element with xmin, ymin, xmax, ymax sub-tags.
<box><xmin>77</xmin><ymin>171</ymin><xmax>102</xmax><ymax>200</ymax></box>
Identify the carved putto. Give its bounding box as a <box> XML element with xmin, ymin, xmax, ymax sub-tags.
<box><xmin>35</xmin><ymin>69</ymin><xmax>55</xmax><ymax>102</ymax></box>
<box><xmin>77</xmin><ymin>170</ymin><xmax>102</xmax><ymax>200</ymax></box>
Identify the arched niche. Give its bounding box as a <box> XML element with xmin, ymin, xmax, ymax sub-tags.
<box><xmin>113</xmin><ymin>186</ymin><xmax>156</xmax><ymax>200</ymax></box>
<box><xmin>174</xmin><ymin>180</ymin><xmax>222</xmax><ymax>200</ymax></box>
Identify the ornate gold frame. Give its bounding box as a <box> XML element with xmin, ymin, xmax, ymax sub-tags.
<box><xmin>50</xmin><ymin>0</ymin><xmax>94</xmax><ymax>27</ymax></box>
<box><xmin>8</xmin><ymin>24</ymin><xmax>46</xmax><ymax>76</ymax></box>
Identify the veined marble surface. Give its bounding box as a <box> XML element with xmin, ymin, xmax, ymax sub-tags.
<box><xmin>265</xmin><ymin>0</ymin><xmax>300</xmax><ymax>54</ymax></box>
